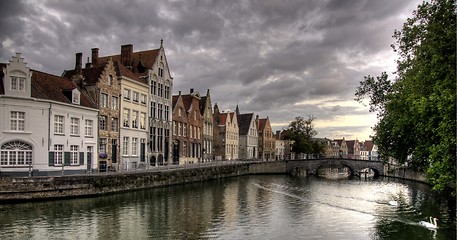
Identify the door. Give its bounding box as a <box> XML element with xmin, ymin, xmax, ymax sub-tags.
<box><xmin>87</xmin><ymin>146</ymin><xmax>93</xmax><ymax>171</ymax></box>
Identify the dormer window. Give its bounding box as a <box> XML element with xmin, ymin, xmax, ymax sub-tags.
<box><xmin>10</xmin><ymin>76</ymin><xmax>26</xmax><ymax>91</ymax></box>
<box><xmin>72</xmin><ymin>90</ymin><xmax>80</xmax><ymax>104</ymax></box>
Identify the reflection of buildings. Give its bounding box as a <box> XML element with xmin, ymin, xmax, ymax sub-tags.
<box><xmin>317</xmin><ymin>167</ymin><xmax>351</xmax><ymax>179</ymax></box>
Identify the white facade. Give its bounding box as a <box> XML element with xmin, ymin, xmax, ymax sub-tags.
<box><xmin>275</xmin><ymin>139</ymin><xmax>285</xmax><ymax>160</ymax></box>
<box><xmin>0</xmin><ymin>53</ymin><xmax>98</xmax><ymax>176</ymax></box>
<box><xmin>238</xmin><ymin>113</ymin><xmax>258</xmax><ymax>160</ymax></box>
<box><xmin>119</xmin><ymin>75</ymin><xmax>149</xmax><ymax>171</ymax></box>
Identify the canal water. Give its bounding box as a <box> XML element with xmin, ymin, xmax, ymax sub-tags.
<box><xmin>0</xmin><ymin>175</ymin><xmax>455</xmax><ymax>240</ymax></box>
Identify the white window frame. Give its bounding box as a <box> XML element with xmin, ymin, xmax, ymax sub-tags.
<box><xmin>123</xmin><ymin>137</ymin><xmax>129</xmax><ymax>156</ymax></box>
<box><xmin>70</xmin><ymin>145</ymin><xmax>79</xmax><ymax>165</ymax></box>
<box><xmin>10</xmin><ymin>111</ymin><xmax>25</xmax><ymax>131</ymax></box>
<box><xmin>124</xmin><ymin>89</ymin><xmax>131</xmax><ymax>101</ymax></box>
<box><xmin>133</xmin><ymin>91</ymin><xmax>139</xmax><ymax>103</ymax></box>
<box><xmin>85</xmin><ymin>120</ymin><xmax>93</xmax><ymax>137</ymax></box>
<box><xmin>54</xmin><ymin>144</ymin><xmax>63</xmax><ymax>166</ymax></box>
<box><xmin>54</xmin><ymin>115</ymin><xmax>64</xmax><ymax>134</ymax></box>
<box><xmin>132</xmin><ymin>138</ymin><xmax>138</xmax><ymax>156</ymax></box>
<box><xmin>1</xmin><ymin>141</ymin><xmax>32</xmax><ymax>166</ymax></box>
<box><xmin>111</xmin><ymin>96</ymin><xmax>118</xmax><ymax>110</ymax></box>
<box><xmin>70</xmin><ymin>117</ymin><xmax>80</xmax><ymax>136</ymax></box>
<box><xmin>100</xmin><ymin>93</ymin><xmax>109</xmax><ymax>108</ymax></box>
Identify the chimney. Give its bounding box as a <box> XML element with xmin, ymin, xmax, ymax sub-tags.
<box><xmin>91</xmin><ymin>48</ymin><xmax>99</xmax><ymax>66</ymax></box>
<box><xmin>190</xmin><ymin>88</ymin><xmax>194</xmax><ymax>94</ymax></box>
<box><xmin>75</xmin><ymin>52</ymin><xmax>82</xmax><ymax>75</ymax></box>
<box><xmin>121</xmin><ymin>44</ymin><xmax>133</xmax><ymax>68</ymax></box>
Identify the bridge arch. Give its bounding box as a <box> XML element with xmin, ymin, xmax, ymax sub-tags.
<box><xmin>286</xmin><ymin>159</ymin><xmax>384</xmax><ymax>178</ymax></box>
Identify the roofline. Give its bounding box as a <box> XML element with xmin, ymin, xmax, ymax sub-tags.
<box><xmin>0</xmin><ymin>95</ymin><xmax>100</xmax><ymax>112</ymax></box>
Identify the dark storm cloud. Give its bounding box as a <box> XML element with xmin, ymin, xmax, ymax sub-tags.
<box><xmin>0</xmin><ymin>0</ymin><xmax>421</xmax><ymax>139</ymax></box>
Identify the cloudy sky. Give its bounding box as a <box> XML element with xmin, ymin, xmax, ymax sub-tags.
<box><xmin>1</xmin><ymin>0</ymin><xmax>421</xmax><ymax>140</ymax></box>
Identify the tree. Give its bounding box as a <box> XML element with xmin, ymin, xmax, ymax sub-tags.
<box><xmin>283</xmin><ymin>116</ymin><xmax>325</xmax><ymax>158</ymax></box>
<box><xmin>355</xmin><ymin>0</ymin><xmax>456</xmax><ymax>195</ymax></box>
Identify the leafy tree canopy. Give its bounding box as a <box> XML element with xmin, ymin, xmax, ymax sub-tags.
<box><xmin>355</xmin><ymin>0</ymin><xmax>456</xmax><ymax>195</ymax></box>
<box><xmin>283</xmin><ymin>116</ymin><xmax>325</xmax><ymax>157</ymax></box>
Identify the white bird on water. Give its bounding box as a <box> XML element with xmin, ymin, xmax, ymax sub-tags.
<box><xmin>419</xmin><ymin>217</ymin><xmax>439</xmax><ymax>229</ymax></box>
<box><xmin>388</xmin><ymin>200</ymin><xmax>398</xmax><ymax>206</ymax></box>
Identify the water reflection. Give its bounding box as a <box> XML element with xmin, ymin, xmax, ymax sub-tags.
<box><xmin>0</xmin><ymin>176</ymin><xmax>454</xmax><ymax>240</ymax></box>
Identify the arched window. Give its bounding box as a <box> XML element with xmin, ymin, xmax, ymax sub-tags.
<box><xmin>1</xmin><ymin>141</ymin><xmax>33</xmax><ymax>166</ymax></box>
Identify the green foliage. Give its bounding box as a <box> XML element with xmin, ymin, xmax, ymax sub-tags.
<box><xmin>283</xmin><ymin>116</ymin><xmax>325</xmax><ymax>157</ymax></box>
<box><xmin>356</xmin><ymin>0</ymin><xmax>456</xmax><ymax>195</ymax></box>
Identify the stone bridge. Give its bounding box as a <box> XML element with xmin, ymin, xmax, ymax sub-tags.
<box><xmin>286</xmin><ymin>158</ymin><xmax>384</xmax><ymax>177</ymax></box>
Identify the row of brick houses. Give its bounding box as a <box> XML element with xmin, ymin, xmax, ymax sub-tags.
<box><xmin>0</xmin><ymin>42</ymin><xmax>379</xmax><ymax>176</ymax></box>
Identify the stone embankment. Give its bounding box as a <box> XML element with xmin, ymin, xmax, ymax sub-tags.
<box><xmin>0</xmin><ymin>162</ymin><xmax>287</xmax><ymax>203</ymax></box>
<box><xmin>0</xmin><ymin>161</ymin><xmax>428</xmax><ymax>203</ymax></box>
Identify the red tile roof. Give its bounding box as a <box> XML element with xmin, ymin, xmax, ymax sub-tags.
<box><xmin>218</xmin><ymin>113</ymin><xmax>228</xmax><ymax>126</ymax></box>
<box><xmin>31</xmin><ymin>70</ymin><xmax>96</xmax><ymax>108</ymax></box>
<box><xmin>62</xmin><ymin>64</ymin><xmax>106</xmax><ymax>85</ymax></box>
<box><xmin>99</xmin><ymin>49</ymin><xmax>160</xmax><ymax>76</ymax></box>
<box><xmin>258</xmin><ymin>118</ymin><xmax>269</xmax><ymax>131</ymax></box>
<box><xmin>114</xmin><ymin>61</ymin><xmax>146</xmax><ymax>84</ymax></box>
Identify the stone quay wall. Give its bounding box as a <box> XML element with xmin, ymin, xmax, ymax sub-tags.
<box><xmin>383</xmin><ymin>165</ymin><xmax>427</xmax><ymax>183</ymax></box>
<box><xmin>0</xmin><ymin>161</ymin><xmax>287</xmax><ymax>203</ymax></box>
<box><xmin>0</xmin><ymin>161</ymin><xmax>429</xmax><ymax>203</ymax></box>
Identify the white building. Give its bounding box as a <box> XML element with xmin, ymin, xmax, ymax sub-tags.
<box><xmin>275</xmin><ymin>139</ymin><xmax>285</xmax><ymax>160</ymax></box>
<box><xmin>0</xmin><ymin>53</ymin><xmax>98</xmax><ymax>176</ymax></box>
<box><xmin>116</xmin><ymin>63</ymin><xmax>149</xmax><ymax>171</ymax></box>
<box><xmin>237</xmin><ymin>109</ymin><xmax>258</xmax><ymax>160</ymax></box>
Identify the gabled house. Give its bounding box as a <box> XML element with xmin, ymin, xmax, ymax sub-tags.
<box><xmin>256</xmin><ymin>116</ymin><xmax>274</xmax><ymax>160</ymax></box>
<box><xmin>213</xmin><ymin>104</ymin><xmax>239</xmax><ymax>160</ymax></box>
<box><xmin>1</xmin><ymin>53</ymin><xmax>98</xmax><ymax>176</ymax></box>
<box><xmin>199</xmin><ymin>89</ymin><xmax>213</xmax><ymax>162</ymax></box>
<box><xmin>112</xmin><ymin>61</ymin><xmax>149</xmax><ymax>171</ymax></box>
<box><xmin>181</xmin><ymin>89</ymin><xmax>202</xmax><ymax>163</ymax></box>
<box><xmin>97</xmin><ymin>41</ymin><xmax>173</xmax><ymax>166</ymax></box>
<box><xmin>63</xmin><ymin>52</ymin><xmax>121</xmax><ymax>172</ymax></box>
<box><xmin>346</xmin><ymin>140</ymin><xmax>360</xmax><ymax>159</ymax></box>
<box><xmin>334</xmin><ymin>138</ymin><xmax>348</xmax><ymax>158</ymax></box>
<box><xmin>236</xmin><ymin>105</ymin><xmax>258</xmax><ymax>160</ymax></box>
<box><xmin>360</xmin><ymin>140</ymin><xmax>378</xmax><ymax>161</ymax></box>
<box><xmin>172</xmin><ymin>92</ymin><xmax>189</xmax><ymax>164</ymax></box>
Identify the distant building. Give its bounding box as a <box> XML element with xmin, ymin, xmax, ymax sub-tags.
<box><xmin>346</xmin><ymin>140</ymin><xmax>360</xmax><ymax>159</ymax></box>
<box><xmin>199</xmin><ymin>89</ymin><xmax>214</xmax><ymax>162</ymax></box>
<box><xmin>171</xmin><ymin>92</ymin><xmax>189</xmax><ymax>164</ymax></box>
<box><xmin>360</xmin><ymin>140</ymin><xmax>378</xmax><ymax>161</ymax></box>
<box><xmin>256</xmin><ymin>116</ymin><xmax>274</xmax><ymax>161</ymax></box>
<box><xmin>334</xmin><ymin>138</ymin><xmax>348</xmax><ymax>158</ymax></box>
<box><xmin>181</xmin><ymin>89</ymin><xmax>203</xmax><ymax>163</ymax></box>
<box><xmin>213</xmin><ymin>104</ymin><xmax>239</xmax><ymax>160</ymax></box>
<box><xmin>236</xmin><ymin>106</ymin><xmax>258</xmax><ymax>160</ymax></box>
<box><xmin>1</xmin><ymin>53</ymin><xmax>98</xmax><ymax>175</ymax></box>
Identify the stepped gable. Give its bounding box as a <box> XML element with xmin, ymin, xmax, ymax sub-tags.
<box><xmin>31</xmin><ymin>69</ymin><xmax>95</xmax><ymax>108</ymax></box>
<box><xmin>63</xmin><ymin>63</ymin><xmax>106</xmax><ymax>85</ymax></box>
